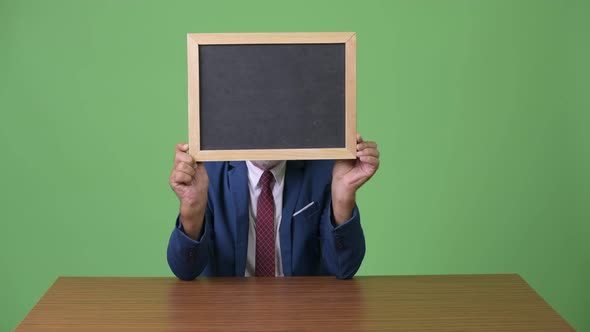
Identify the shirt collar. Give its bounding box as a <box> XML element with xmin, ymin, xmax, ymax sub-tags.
<box><xmin>245</xmin><ymin>161</ymin><xmax>286</xmax><ymax>188</ymax></box>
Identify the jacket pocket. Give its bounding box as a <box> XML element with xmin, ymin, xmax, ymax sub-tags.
<box><xmin>293</xmin><ymin>201</ymin><xmax>320</xmax><ymax>219</ymax></box>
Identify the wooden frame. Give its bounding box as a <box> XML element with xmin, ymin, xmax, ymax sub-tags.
<box><xmin>187</xmin><ymin>32</ymin><xmax>357</xmax><ymax>161</ymax></box>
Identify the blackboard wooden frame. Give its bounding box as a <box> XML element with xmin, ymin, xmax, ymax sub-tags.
<box><xmin>187</xmin><ymin>32</ymin><xmax>357</xmax><ymax>161</ymax></box>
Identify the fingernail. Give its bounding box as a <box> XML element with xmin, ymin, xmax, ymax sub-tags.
<box><xmin>183</xmin><ymin>144</ymin><xmax>189</xmax><ymax>149</ymax></box>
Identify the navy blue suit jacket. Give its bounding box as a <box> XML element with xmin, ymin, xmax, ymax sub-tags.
<box><xmin>167</xmin><ymin>160</ymin><xmax>366</xmax><ymax>280</ymax></box>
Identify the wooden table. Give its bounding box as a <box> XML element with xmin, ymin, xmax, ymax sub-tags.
<box><xmin>16</xmin><ymin>274</ymin><xmax>573</xmax><ymax>331</ymax></box>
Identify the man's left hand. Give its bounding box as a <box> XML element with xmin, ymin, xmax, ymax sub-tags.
<box><xmin>331</xmin><ymin>134</ymin><xmax>380</xmax><ymax>224</ymax></box>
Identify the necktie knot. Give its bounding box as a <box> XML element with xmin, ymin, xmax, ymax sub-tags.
<box><xmin>260</xmin><ymin>170</ymin><xmax>274</xmax><ymax>189</ymax></box>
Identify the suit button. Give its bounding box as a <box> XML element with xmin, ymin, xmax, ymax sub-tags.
<box><xmin>187</xmin><ymin>249</ymin><xmax>195</xmax><ymax>262</ymax></box>
<box><xmin>336</xmin><ymin>240</ymin><xmax>344</xmax><ymax>250</ymax></box>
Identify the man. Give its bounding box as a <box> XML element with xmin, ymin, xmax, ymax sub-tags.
<box><xmin>167</xmin><ymin>134</ymin><xmax>380</xmax><ymax>280</ymax></box>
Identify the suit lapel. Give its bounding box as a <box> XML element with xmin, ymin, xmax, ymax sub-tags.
<box><xmin>228</xmin><ymin>161</ymin><xmax>249</xmax><ymax>276</ymax></box>
<box><xmin>280</xmin><ymin>160</ymin><xmax>305</xmax><ymax>276</ymax></box>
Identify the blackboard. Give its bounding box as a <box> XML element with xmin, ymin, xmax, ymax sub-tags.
<box><xmin>187</xmin><ymin>33</ymin><xmax>357</xmax><ymax>161</ymax></box>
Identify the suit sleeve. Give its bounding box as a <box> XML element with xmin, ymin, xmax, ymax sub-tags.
<box><xmin>166</xmin><ymin>209</ymin><xmax>213</xmax><ymax>280</ymax></box>
<box><xmin>319</xmin><ymin>192</ymin><xmax>366</xmax><ymax>279</ymax></box>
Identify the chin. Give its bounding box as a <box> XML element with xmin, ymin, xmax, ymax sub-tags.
<box><xmin>251</xmin><ymin>160</ymin><xmax>284</xmax><ymax>170</ymax></box>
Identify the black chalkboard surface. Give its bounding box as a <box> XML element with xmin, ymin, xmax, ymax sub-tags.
<box><xmin>187</xmin><ymin>33</ymin><xmax>357</xmax><ymax>161</ymax></box>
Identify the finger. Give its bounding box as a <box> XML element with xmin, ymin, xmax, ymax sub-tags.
<box><xmin>172</xmin><ymin>172</ymin><xmax>193</xmax><ymax>185</ymax></box>
<box><xmin>174</xmin><ymin>151</ymin><xmax>195</xmax><ymax>166</ymax></box>
<box><xmin>173</xmin><ymin>143</ymin><xmax>192</xmax><ymax>165</ymax></box>
<box><xmin>359</xmin><ymin>155</ymin><xmax>380</xmax><ymax>167</ymax></box>
<box><xmin>175</xmin><ymin>162</ymin><xmax>196</xmax><ymax>176</ymax></box>
<box><xmin>175</xmin><ymin>143</ymin><xmax>189</xmax><ymax>153</ymax></box>
<box><xmin>357</xmin><ymin>147</ymin><xmax>380</xmax><ymax>158</ymax></box>
<box><xmin>357</xmin><ymin>141</ymin><xmax>377</xmax><ymax>151</ymax></box>
<box><xmin>356</xmin><ymin>134</ymin><xmax>363</xmax><ymax>144</ymax></box>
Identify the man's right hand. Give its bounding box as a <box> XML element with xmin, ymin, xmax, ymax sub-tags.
<box><xmin>169</xmin><ymin>143</ymin><xmax>209</xmax><ymax>240</ymax></box>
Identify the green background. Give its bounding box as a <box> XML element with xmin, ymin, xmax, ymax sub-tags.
<box><xmin>1</xmin><ymin>0</ymin><xmax>588</xmax><ymax>330</ymax></box>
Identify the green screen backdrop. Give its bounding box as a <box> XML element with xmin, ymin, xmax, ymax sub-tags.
<box><xmin>1</xmin><ymin>0</ymin><xmax>588</xmax><ymax>330</ymax></box>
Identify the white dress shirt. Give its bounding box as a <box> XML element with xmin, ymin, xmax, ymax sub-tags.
<box><xmin>244</xmin><ymin>161</ymin><xmax>286</xmax><ymax>277</ymax></box>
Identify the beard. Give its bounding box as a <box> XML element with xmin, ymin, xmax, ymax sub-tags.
<box><xmin>251</xmin><ymin>160</ymin><xmax>283</xmax><ymax>170</ymax></box>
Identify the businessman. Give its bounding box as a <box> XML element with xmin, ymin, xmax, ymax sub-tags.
<box><xmin>167</xmin><ymin>134</ymin><xmax>380</xmax><ymax>280</ymax></box>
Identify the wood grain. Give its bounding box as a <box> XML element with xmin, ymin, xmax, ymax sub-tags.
<box><xmin>16</xmin><ymin>275</ymin><xmax>574</xmax><ymax>332</ymax></box>
<box><xmin>187</xmin><ymin>34</ymin><xmax>200</xmax><ymax>157</ymax></box>
<box><xmin>344</xmin><ymin>33</ymin><xmax>357</xmax><ymax>157</ymax></box>
<box><xmin>188</xmin><ymin>32</ymin><xmax>355</xmax><ymax>45</ymax></box>
<box><xmin>194</xmin><ymin>148</ymin><xmax>355</xmax><ymax>161</ymax></box>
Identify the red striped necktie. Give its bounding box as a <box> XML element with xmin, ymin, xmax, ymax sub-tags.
<box><xmin>255</xmin><ymin>170</ymin><xmax>275</xmax><ymax>277</ymax></box>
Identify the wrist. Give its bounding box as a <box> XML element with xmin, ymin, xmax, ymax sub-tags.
<box><xmin>180</xmin><ymin>201</ymin><xmax>206</xmax><ymax>240</ymax></box>
<box><xmin>332</xmin><ymin>182</ymin><xmax>356</xmax><ymax>203</ymax></box>
<box><xmin>180</xmin><ymin>214</ymin><xmax>204</xmax><ymax>240</ymax></box>
<box><xmin>331</xmin><ymin>186</ymin><xmax>356</xmax><ymax>225</ymax></box>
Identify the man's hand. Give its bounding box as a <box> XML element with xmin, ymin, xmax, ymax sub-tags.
<box><xmin>331</xmin><ymin>134</ymin><xmax>380</xmax><ymax>225</ymax></box>
<box><xmin>169</xmin><ymin>143</ymin><xmax>209</xmax><ymax>240</ymax></box>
